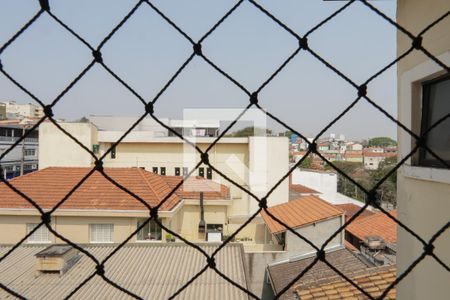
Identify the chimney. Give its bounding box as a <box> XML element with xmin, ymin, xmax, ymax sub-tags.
<box><xmin>35</xmin><ymin>245</ymin><xmax>80</xmax><ymax>275</ymax></box>
<box><xmin>198</xmin><ymin>192</ymin><xmax>205</xmax><ymax>236</ymax></box>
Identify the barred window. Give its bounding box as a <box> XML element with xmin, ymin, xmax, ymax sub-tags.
<box><xmin>26</xmin><ymin>223</ymin><xmax>50</xmax><ymax>243</ymax></box>
<box><xmin>89</xmin><ymin>224</ymin><xmax>114</xmax><ymax>243</ymax></box>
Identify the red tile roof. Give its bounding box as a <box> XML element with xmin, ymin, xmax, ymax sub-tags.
<box><xmin>346</xmin><ymin>210</ymin><xmax>397</xmax><ymax>244</ymax></box>
<box><xmin>0</xmin><ymin>167</ymin><xmax>229</xmax><ymax>212</ymax></box>
<box><xmin>261</xmin><ymin>195</ymin><xmax>343</xmax><ymax>234</ymax></box>
<box><xmin>165</xmin><ymin>176</ymin><xmax>230</xmax><ymax>200</ymax></box>
<box><xmin>289</xmin><ymin>183</ymin><xmax>320</xmax><ymax>195</ymax></box>
<box><xmin>335</xmin><ymin>203</ymin><xmax>374</xmax><ymax>220</ymax></box>
<box><xmin>295</xmin><ymin>267</ymin><xmax>397</xmax><ymax>299</ymax></box>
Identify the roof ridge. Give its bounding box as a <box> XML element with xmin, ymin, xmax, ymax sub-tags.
<box><xmin>137</xmin><ymin>168</ymin><xmax>181</xmax><ymax>204</ymax></box>
<box><xmin>136</xmin><ymin>168</ymin><xmax>164</xmax><ymax>205</ymax></box>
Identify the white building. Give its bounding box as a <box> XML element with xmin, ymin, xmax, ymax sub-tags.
<box><xmin>0</xmin><ymin>124</ymin><xmax>39</xmax><ymax>179</ymax></box>
<box><xmin>1</xmin><ymin>101</ymin><xmax>44</xmax><ymax>119</ymax></box>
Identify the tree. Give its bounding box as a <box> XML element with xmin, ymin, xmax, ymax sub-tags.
<box><xmin>76</xmin><ymin>116</ymin><xmax>90</xmax><ymax>123</ymax></box>
<box><xmin>368</xmin><ymin>137</ymin><xmax>397</xmax><ymax>147</ymax></box>
<box><xmin>369</xmin><ymin>156</ymin><xmax>397</xmax><ymax>206</ymax></box>
<box><xmin>226</xmin><ymin>126</ymin><xmax>272</xmax><ymax>137</ymax></box>
<box><xmin>298</xmin><ymin>155</ymin><xmax>312</xmax><ymax>169</ymax></box>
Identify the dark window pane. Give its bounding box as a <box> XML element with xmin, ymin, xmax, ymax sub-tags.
<box><xmin>206</xmin><ymin>167</ymin><xmax>212</xmax><ymax>179</ymax></box>
<box><xmin>152</xmin><ymin>167</ymin><xmax>158</xmax><ymax>174</ymax></box>
<box><xmin>420</xmin><ymin>75</ymin><xmax>450</xmax><ymax>167</ymax></box>
<box><xmin>175</xmin><ymin>167</ymin><xmax>180</xmax><ymax>176</ymax></box>
<box><xmin>199</xmin><ymin>167</ymin><xmax>204</xmax><ymax>178</ymax></box>
<box><xmin>160</xmin><ymin>167</ymin><xmax>166</xmax><ymax>176</ymax></box>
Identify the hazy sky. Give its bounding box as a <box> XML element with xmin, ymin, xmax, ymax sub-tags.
<box><xmin>0</xmin><ymin>0</ymin><xmax>398</xmax><ymax>140</ymax></box>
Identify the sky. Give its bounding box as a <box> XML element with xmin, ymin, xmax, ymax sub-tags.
<box><xmin>0</xmin><ymin>0</ymin><xmax>398</xmax><ymax>140</ymax></box>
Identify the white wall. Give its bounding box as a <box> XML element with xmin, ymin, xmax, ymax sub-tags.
<box><xmin>248</xmin><ymin>137</ymin><xmax>289</xmax><ymax>214</ymax></box>
<box><xmin>291</xmin><ymin>169</ymin><xmax>364</xmax><ymax>207</ymax></box>
<box><xmin>285</xmin><ymin>215</ymin><xmax>344</xmax><ymax>257</ymax></box>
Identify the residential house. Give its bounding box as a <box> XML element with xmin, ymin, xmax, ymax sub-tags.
<box><xmin>344</xmin><ymin>150</ymin><xmax>363</xmax><ymax>163</ymax></box>
<box><xmin>260</xmin><ymin>195</ymin><xmax>345</xmax><ymax>258</ymax></box>
<box><xmin>363</xmin><ymin>151</ymin><xmax>397</xmax><ymax>170</ymax></box>
<box><xmin>0</xmin><ymin>167</ymin><xmax>249</xmax><ymax>244</ymax></box>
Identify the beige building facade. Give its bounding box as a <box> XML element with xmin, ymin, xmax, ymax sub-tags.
<box><xmin>1</xmin><ymin>101</ymin><xmax>44</xmax><ymax>119</ymax></box>
<box><xmin>39</xmin><ymin>121</ymin><xmax>289</xmax><ymax>218</ymax></box>
<box><xmin>397</xmin><ymin>1</ymin><xmax>450</xmax><ymax>299</ymax></box>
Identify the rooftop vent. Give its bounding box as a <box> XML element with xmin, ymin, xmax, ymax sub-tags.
<box><xmin>35</xmin><ymin>245</ymin><xmax>80</xmax><ymax>275</ymax></box>
<box><xmin>362</xmin><ymin>235</ymin><xmax>386</xmax><ymax>250</ymax></box>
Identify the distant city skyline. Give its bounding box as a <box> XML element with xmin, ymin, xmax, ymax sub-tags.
<box><xmin>1</xmin><ymin>0</ymin><xmax>397</xmax><ymax>140</ymax></box>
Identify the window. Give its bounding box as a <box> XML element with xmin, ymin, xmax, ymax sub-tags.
<box><xmin>152</xmin><ymin>167</ymin><xmax>158</xmax><ymax>174</ymax></box>
<box><xmin>111</xmin><ymin>145</ymin><xmax>116</xmax><ymax>159</ymax></box>
<box><xmin>419</xmin><ymin>74</ymin><xmax>450</xmax><ymax>167</ymax></box>
<box><xmin>90</xmin><ymin>224</ymin><xmax>114</xmax><ymax>243</ymax></box>
<box><xmin>174</xmin><ymin>167</ymin><xmax>180</xmax><ymax>176</ymax></box>
<box><xmin>206</xmin><ymin>167</ymin><xmax>212</xmax><ymax>180</ymax></box>
<box><xmin>199</xmin><ymin>167</ymin><xmax>204</xmax><ymax>178</ymax></box>
<box><xmin>27</xmin><ymin>223</ymin><xmax>50</xmax><ymax>243</ymax></box>
<box><xmin>160</xmin><ymin>167</ymin><xmax>166</xmax><ymax>176</ymax></box>
<box><xmin>24</xmin><ymin>149</ymin><xmax>36</xmax><ymax>156</ymax></box>
<box><xmin>182</xmin><ymin>167</ymin><xmax>188</xmax><ymax>176</ymax></box>
<box><xmin>137</xmin><ymin>219</ymin><xmax>162</xmax><ymax>241</ymax></box>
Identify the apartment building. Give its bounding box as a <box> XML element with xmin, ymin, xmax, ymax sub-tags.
<box><xmin>37</xmin><ymin>118</ymin><xmax>289</xmax><ymax>245</ymax></box>
<box><xmin>396</xmin><ymin>0</ymin><xmax>450</xmax><ymax>299</ymax></box>
<box><xmin>0</xmin><ymin>101</ymin><xmax>44</xmax><ymax>119</ymax></box>
<box><xmin>0</xmin><ymin>123</ymin><xmax>39</xmax><ymax>179</ymax></box>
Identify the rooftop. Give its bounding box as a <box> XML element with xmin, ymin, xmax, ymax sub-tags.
<box><xmin>261</xmin><ymin>195</ymin><xmax>343</xmax><ymax>234</ymax></box>
<box><xmin>289</xmin><ymin>183</ymin><xmax>320</xmax><ymax>195</ymax></box>
<box><xmin>295</xmin><ymin>266</ymin><xmax>396</xmax><ymax>299</ymax></box>
<box><xmin>0</xmin><ymin>243</ymin><xmax>249</xmax><ymax>300</ymax></box>
<box><xmin>346</xmin><ymin>210</ymin><xmax>397</xmax><ymax>244</ymax></box>
<box><xmin>0</xmin><ymin>167</ymin><xmax>230</xmax><ymax>212</ymax></box>
<box><xmin>267</xmin><ymin>248</ymin><xmax>372</xmax><ymax>299</ymax></box>
<box><xmin>335</xmin><ymin>204</ymin><xmax>375</xmax><ymax>220</ymax></box>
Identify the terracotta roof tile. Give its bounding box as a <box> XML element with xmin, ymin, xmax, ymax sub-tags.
<box><xmin>346</xmin><ymin>210</ymin><xmax>397</xmax><ymax>243</ymax></box>
<box><xmin>335</xmin><ymin>204</ymin><xmax>374</xmax><ymax>220</ymax></box>
<box><xmin>165</xmin><ymin>176</ymin><xmax>230</xmax><ymax>200</ymax></box>
<box><xmin>289</xmin><ymin>184</ymin><xmax>320</xmax><ymax>195</ymax></box>
<box><xmin>0</xmin><ymin>167</ymin><xmax>229</xmax><ymax>212</ymax></box>
<box><xmin>295</xmin><ymin>267</ymin><xmax>397</xmax><ymax>299</ymax></box>
<box><xmin>268</xmin><ymin>248</ymin><xmax>372</xmax><ymax>299</ymax></box>
<box><xmin>261</xmin><ymin>195</ymin><xmax>343</xmax><ymax>234</ymax></box>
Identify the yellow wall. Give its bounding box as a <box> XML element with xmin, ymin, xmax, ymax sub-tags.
<box><xmin>397</xmin><ymin>1</ymin><xmax>450</xmax><ymax>299</ymax></box>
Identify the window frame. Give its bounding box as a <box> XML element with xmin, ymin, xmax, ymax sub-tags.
<box><xmin>89</xmin><ymin>223</ymin><xmax>114</xmax><ymax>243</ymax></box>
<box><xmin>110</xmin><ymin>145</ymin><xmax>116</xmax><ymax>159</ymax></box>
<box><xmin>418</xmin><ymin>73</ymin><xmax>450</xmax><ymax>168</ymax></box>
<box><xmin>199</xmin><ymin>167</ymin><xmax>205</xmax><ymax>178</ymax></box>
<box><xmin>136</xmin><ymin>218</ymin><xmax>162</xmax><ymax>242</ymax></box>
<box><xmin>174</xmin><ymin>167</ymin><xmax>180</xmax><ymax>176</ymax></box>
<box><xmin>160</xmin><ymin>167</ymin><xmax>166</xmax><ymax>176</ymax></box>
<box><xmin>26</xmin><ymin>223</ymin><xmax>51</xmax><ymax>244</ymax></box>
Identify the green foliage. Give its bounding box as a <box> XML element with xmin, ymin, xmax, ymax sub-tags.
<box><xmin>226</xmin><ymin>126</ymin><xmax>272</xmax><ymax>137</ymax></box>
<box><xmin>368</xmin><ymin>137</ymin><xmax>397</xmax><ymax>147</ymax></box>
<box><xmin>298</xmin><ymin>155</ymin><xmax>312</xmax><ymax>169</ymax></box>
<box><xmin>332</xmin><ymin>158</ymin><xmax>397</xmax><ymax>206</ymax></box>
